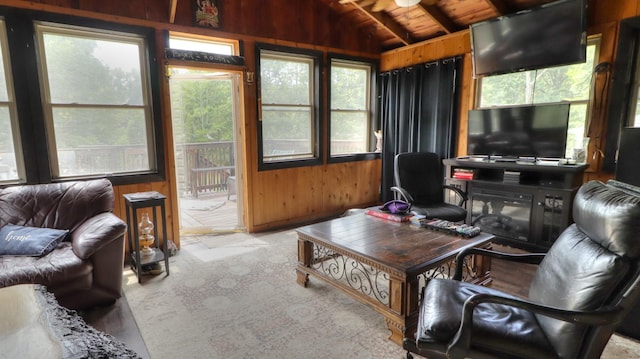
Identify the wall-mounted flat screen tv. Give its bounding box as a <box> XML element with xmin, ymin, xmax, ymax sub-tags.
<box><xmin>470</xmin><ymin>0</ymin><xmax>587</xmax><ymax>77</ymax></box>
<box><xmin>467</xmin><ymin>103</ymin><xmax>570</xmax><ymax>159</ymax></box>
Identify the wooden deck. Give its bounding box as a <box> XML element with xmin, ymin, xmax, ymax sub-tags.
<box><xmin>178</xmin><ymin>191</ymin><xmax>241</xmax><ymax>234</ymax></box>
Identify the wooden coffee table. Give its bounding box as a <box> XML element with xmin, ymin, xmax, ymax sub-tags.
<box><xmin>295</xmin><ymin>213</ymin><xmax>493</xmax><ymax>344</ymax></box>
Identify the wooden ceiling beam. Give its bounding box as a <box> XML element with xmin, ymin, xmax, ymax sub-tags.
<box><xmin>483</xmin><ymin>0</ymin><xmax>512</xmax><ymax>16</ymax></box>
<box><xmin>418</xmin><ymin>1</ymin><xmax>460</xmax><ymax>34</ymax></box>
<box><xmin>169</xmin><ymin>0</ymin><xmax>178</xmax><ymax>23</ymax></box>
<box><xmin>350</xmin><ymin>2</ymin><xmax>415</xmax><ymax>45</ymax></box>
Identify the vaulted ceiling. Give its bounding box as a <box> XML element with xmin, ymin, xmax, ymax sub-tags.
<box><xmin>318</xmin><ymin>0</ymin><xmax>561</xmax><ymax>50</ymax></box>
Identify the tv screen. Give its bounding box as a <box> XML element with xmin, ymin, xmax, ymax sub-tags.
<box><xmin>467</xmin><ymin>103</ymin><xmax>570</xmax><ymax>159</ymax></box>
<box><xmin>470</xmin><ymin>0</ymin><xmax>587</xmax><ymax>77</ymax></box>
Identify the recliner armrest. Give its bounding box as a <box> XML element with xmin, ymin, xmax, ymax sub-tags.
<box><xmin>70</xmin><ymin>213</ymin><xmax>127</xmax><ymax>260</ymax></box>
<box><xmin>453</xmin><ymin>247</ymin><xmax>545</xmax><ymax>280</ymax></box>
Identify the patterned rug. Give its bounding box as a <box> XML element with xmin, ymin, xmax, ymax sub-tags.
<box><xmin>122</xmin><ymin>230</ymin><xmax>640</xmax><ymax>359</ymax></box>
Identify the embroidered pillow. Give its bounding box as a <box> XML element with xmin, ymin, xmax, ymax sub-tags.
<box><xmin>0</xmin><ymin>225</ymin><xmax>69</xmax><ymax>257</ymax></box>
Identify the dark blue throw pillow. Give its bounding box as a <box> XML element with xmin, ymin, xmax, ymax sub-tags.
<box><xmin>0</xmin><ymin>225</ymin><xmax>69</xmax><ymax>257</ymax></box>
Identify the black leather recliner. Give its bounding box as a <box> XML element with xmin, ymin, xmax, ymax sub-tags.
<box><xmin>404</xmin><ymin>180</ymin><xmax>640</xmax><ymax>359</ymax></box>
<box><xmin>391</xmin><ymin>152</ymin><xmax>467</xmax><ymax>222</ymax></box>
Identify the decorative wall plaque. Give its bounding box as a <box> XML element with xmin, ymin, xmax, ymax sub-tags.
<box><xmin>195</xmin><ymin>0</ymin><xmax>220</xmax><ymax>28</ymax></box>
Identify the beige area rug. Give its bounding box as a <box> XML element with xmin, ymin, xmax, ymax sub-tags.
<box><xmin>122</xmin><ymin>230</ymin><xmax>640</xmax><ymax>359</ymax></box>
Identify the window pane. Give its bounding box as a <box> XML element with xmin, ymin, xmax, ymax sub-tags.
<box><xmin>532</xmin><ymin>45</ymin><xmax>596</xmax><ymax>103</ymax></box>
<box><xmin>261</xmin><ymin>106</ymin><xmax>312</xmax><ymax>160</ymax></box>
<box><xmin>52</xmin><ymin>107</ymin><xmax>149</xmax><ymax>176</ymax></box>
<box><xmin>330</xmin><ymin>111</ymin><xmax>368</xmax><ymax>155</ymax></box>
<box><xmin>169</xmin><ymin>36</ymin><xmax>234</xmax><ymax>55</ymax></box>
<box><xmin>331</xmin><ymin>66</ymin><xmax>367</xmax><ymax>110</ymax></box>
<box><xmin>566</xmin><ymin>103</ymin><xmax>589</xmax><ymax>160</ymax></box>
<box><xmin>0</xmin><ymin>20</ymin><xmax>21</xmax><ymax>182</ymax></box>
<box><xmin>634</xmin><ymin>97</ymin><xmax>640</xmax><ymax>127</ymax></box>
<box><xmin>0</xmin><ymin>41</ymin><xmax>8</xmax><ymax>101</ymax></box>
<box><xmin>260</xmin><ymin>57</ymin><xmax>310</xmax><ymax>105</ymax></box>
<box><xmin>479</xmin><ymin>71</ymin><xmax>530</xmax><ymax>107</ymax></box>
<box><xmin>42</xmin><ymin>32</ymin><xmax>143</xmax><ymax>105</ymax></box>
<box><xmin>259</xmin><ymin>48</ymin><xmax>318</xmax><ymax>165</ymax></box>
<box><xmin>37</xmin><ymin>23</ymin><xmax>155</xmax><ymax>179</ymax></box>
<box><xmin>0</xmin><ymin>107</ymin><xmax>19</xmax><ymax>181</ymax></box>
<box><xmin>477</xmin><ymin>40</ymin><xmax>599</xmax><ymax>160</ymax></box>
<box><xmin>330</xmin><ymin>60</ymin><xmax>372</xmax><ymax>157</ymax></box>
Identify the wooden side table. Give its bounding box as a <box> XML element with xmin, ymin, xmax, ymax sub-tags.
<box><xmin>123</xmin><ymin>191</ymin><xmax>171</xmax><ymax>283</ymax></box>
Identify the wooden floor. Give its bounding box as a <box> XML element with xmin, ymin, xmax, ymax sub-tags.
<box><xmin>80</xmin><ymin>290</ymin><xmax>151</xmax><ymax>359</ymax></box>
<box><xmin>178</xmin><ymin>191</ymin><xmax>241</xmax><ymax>234</ymax></box>
<box><xmin>80</xmin><ymin>242</ymin><xmax>537</xmax><ymax>357</ymax></box>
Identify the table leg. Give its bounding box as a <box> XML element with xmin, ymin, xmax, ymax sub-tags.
<box><xmin>296</xmin><ymin>238</ymin><xmax>313</xmax><ymax>287</ymax></box>
<box><xmin>296</xmin><ymin>269</ymin><xmax>309</xmax><ymax>287</ymax></box>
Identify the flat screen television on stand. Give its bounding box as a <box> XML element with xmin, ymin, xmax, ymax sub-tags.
<box><xmin>470</xmin><ymin>0</ymin><xmax>587</xmax><ymax>77</ymax></box>
<box><xmin>467</xmin><ymin>103</ymin><xmax>570</xmax><ymax>161</ymax></box>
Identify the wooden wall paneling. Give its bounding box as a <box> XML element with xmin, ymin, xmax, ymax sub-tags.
<box><xmin>589</xmin><ymin>0</ymin><xmax>639</xmax><ymax>24</ymax></box>
<box><xmin>172</xmin><ymin>0</ymin><xmax>194</xmax><ymax>25</ymax></box>
<box><xmin>241</xmin><ymin>40</ymin><xmax>258</xmax><ymax>232</ymax></box>
<box><xmin>322</xmin><ymin>161</ymin><xmax>382</xmax><ymax>211</ymax></box>
<box><xmin>582</xmin><ymin>21</ymin><xmax>619</xmax><ymax>174</ymax></box>
<box><xmin>457</xmin><ymin>54</ymin><xmax>474</xmax><ymax>157</ymax></box>
<box><xmin>379</xmin><ymin>31</ymin><xmax>470</xmax><ymax>71</ymax></box>
<box><xmin>156</xmin><ymin>27</ymin><xmax>182</xmax><ymax>249</ymax></box>
<box><xmin>76</xmin><ymin>0</ymin><xmax>116</xmax><ymax>14</ymax></box>
<box><xmin>143</xmin><ymin>0</ymin><xmax>166</xmax><ymax>22</ymax></box>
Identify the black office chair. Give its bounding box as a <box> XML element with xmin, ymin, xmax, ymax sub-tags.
<box><xmin>391</xmin><ymin>152</ymin><xmax>467</xmax><ymax>222</ymax></box>
<box><xmin>404</xmin><ymin>180</ymin><xmax>640</xmax><ymax>359</ymax></box>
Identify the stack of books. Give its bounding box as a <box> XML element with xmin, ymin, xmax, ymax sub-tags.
<box><xmin>452</xmin><ymin>168</ymin><xmax>475</xmax><ymax>180</ymax></box>
<box><xmin>503</xmin><ymin>170</ymin><xmax>521</xmax><ymax>184</ymax></box>
<box><xmin>365</xmin><ymin>207</ymin><xmax>413</xmax><ymax>222</ymax></box>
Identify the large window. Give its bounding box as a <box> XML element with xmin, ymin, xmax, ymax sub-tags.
<box><xmin>257</xmin><ymin>44</ymin><xmax>321</xmax><ymax>170</ymax></box>
<box><xmin>477</xmin><ymin>38</ymin><xmax>600</xmax><ymax>159</ymax></box>
<box><xmin>329</xmin><ymin>57</ymin><xmax>376</xmax><ymax>159</ymax></box>
<box><xmin>36</xmin><ymin>23</ymin><xmax>155</xmax><ymax>178</ymax></box>
<box><xmin>0</xmin><ymin>11</ymin><xmax>162</xmax><ymax>185</ymax></box>
<box><xmin>0</xmin><ymin>20</ymin><xmax>22</xmax><ymax>183</ymax></box>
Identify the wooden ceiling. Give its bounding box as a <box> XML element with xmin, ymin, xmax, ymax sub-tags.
<box><xmin>318</xmin><ymin>0</ymin><xmax>559</xmax><ymax>50</ymax></box>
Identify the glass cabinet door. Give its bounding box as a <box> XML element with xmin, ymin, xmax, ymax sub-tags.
<box><xmin>533</xmin><ymin>189</ymin><xmax>572</xmax><ymax>248</ymax></box>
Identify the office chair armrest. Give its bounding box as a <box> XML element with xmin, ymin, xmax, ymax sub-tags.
<box><xmin>390</xmin><ymin>186</ymin><xmax>415</xmax><ymax>203</ymax></box>
<box><xmin>453</xmin><ymin>247</ymin><xmax>545</xmax><ymax>280</ymax></box>
<box><xmin>447</xmin><ymin>293</ymin><xmax>624</xmax><ymax>359</ymax></box>
<box><xmin>444</xmin><ymin>185</ymin><xmax>468</xmax><ymax>207</ymax></box>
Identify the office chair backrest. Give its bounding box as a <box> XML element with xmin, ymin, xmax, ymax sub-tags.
<box><xmin>528</xmin><ymin>180</ymin><xmax>640</xmax><ymax>358</ymax></box>
<box><xmin>394</xmin><ymin>152</ymin><xmax>444</xmax><ymax>204</ymax></box>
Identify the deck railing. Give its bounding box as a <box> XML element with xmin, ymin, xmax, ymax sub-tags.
<box><xmin>2</xmin><ymin>139</ymin><xmax>366</xmax><ymax>194</ymax></box>
<box><xmin>180</xmin><ymin>141</ymin><xmax>235</xmax><ymax>198</ymax></box>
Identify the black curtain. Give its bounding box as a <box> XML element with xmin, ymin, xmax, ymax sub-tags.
<box><xmin>379</xmin><ymin>56</ymin><xmax>462</xmax><ymax>202</ymax></box>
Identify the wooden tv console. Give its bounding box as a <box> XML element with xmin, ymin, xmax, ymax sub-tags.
<box><xmin>443</xmin><ymin>157</ymin><xmax>588</xmax><ymax>251</ymax></box>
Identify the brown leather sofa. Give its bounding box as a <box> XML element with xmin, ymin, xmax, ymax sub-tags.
<box><xmin>0</xmin><ymin>179</ymin><xmax>126</xmax><ymax>310</ymax></box>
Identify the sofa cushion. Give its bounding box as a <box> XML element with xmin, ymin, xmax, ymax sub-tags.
<box><xmin>0</xmin><ymin>225</ymin><xmax>68</xmax><ymax>257</ymax></box>
<box><xmin>0</xmin><ymin>242</ymin><xmax>92</xmax><ymax>289</ymax></box>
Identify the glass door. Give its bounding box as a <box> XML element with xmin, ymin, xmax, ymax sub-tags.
<box><xmin>169</xmin><ymin>67</ymin><xmax>243</xmax><ymax>234</ymax></box>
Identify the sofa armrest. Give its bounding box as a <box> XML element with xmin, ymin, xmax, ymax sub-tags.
<box><xmin>70</xmin><ymin>213</ymin><xmax>127</xmax><ymax>260</ymax></box>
